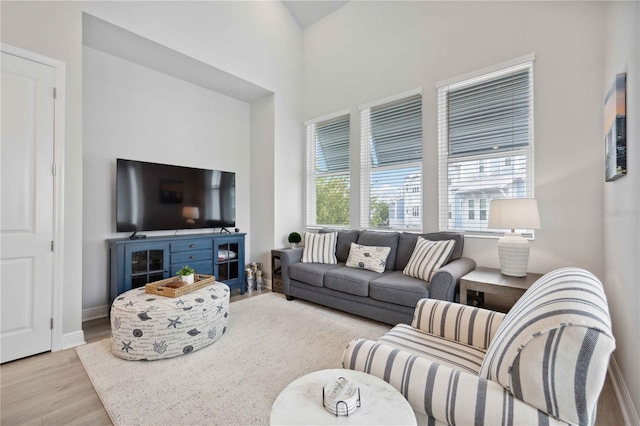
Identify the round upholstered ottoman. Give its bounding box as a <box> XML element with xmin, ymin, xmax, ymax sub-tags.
<box><xmin>110</xmin><ymin>282</ymin><xmax>230</xmax><ymax>360</ymax></box>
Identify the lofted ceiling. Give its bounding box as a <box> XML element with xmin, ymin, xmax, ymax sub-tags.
<box><xmin>82</xmin><ymin>13</ymin><xmax>271</xmax><ymax>103</ymax></box>
<box><xmin>282</xmin><ymin>1</ymin><xmax>348</xmax><ymax>29</ymax></box>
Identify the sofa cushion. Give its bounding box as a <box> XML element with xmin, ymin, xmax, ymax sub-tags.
<box><xmin>345</xmin><ymin>243</ymin><xmax>390</xmax><ymax>273</ymax></box>
<box><xmin>378</xmin><ymin>323</ymin><xmax>486</xmax><ymax>375</ymax></box>
<box><xmin>324</xmin><ymin>267</ymin><xmax>389</xmax><ymax>297</ymax></box>
<box><xmin>369</xmin><ymin>271</ymin><xmax>428</xmax><ymax>308</ymax></box>
<box><xmin>422</xmin><ymin>232</ymin><xmax>464</xmax><ymax>261</ymax></box>
<box><xmin>403</xmin><ymin>238</ymin><xmax>455</xmax><ymax>282</ymax></box>
<box><xmin>479</xmin><ymin>268</ymin><xmax>616</xmax><ymax>425</ymax></box>
<box><xmin>301</xmin><ymin>232</ymin><xmax>337</xmax><ymax>264</ymax></box>
<box><xmin>395</xmin><ymin>233</ymin><xmax>420</xmax><ymax>271</ymax></box>
<box><xmin>396</xmin><ymin>231</ymin><xmax>464</xmax><ymax>270</ymax></box>
<box><xmin>335</xmin><ymin>230</ymin><xmax>361</xmax><ymax>263</ymax></box>
<box><xmin>356</xmin><ymin>231</ymin><xmax>399</xmax><ymax>270</ymax></box>
<box><xmin>290</xmin><ymin>262</ymin><xmax>342</xmax><ymax>287</ymax></box>
<box><xmin>320</xmin><ymin>229</ymin><xmax>360</xmax><ymax>263</ymax></box>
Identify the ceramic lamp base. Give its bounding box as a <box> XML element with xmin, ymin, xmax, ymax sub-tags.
<box><xmin>497</xmin><ymin>232</ymin><xmax>530</xmax><ymax>277</ymax></box>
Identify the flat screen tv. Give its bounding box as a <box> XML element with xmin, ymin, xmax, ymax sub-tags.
<box><xmin>116</xmin><ymin>159</ymin><xmax>236</xmax><ymax>236</ymax></box>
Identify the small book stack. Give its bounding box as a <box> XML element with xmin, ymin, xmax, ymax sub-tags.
<box><xmin>323</xmin><ymin>376</ymin><xmax>360</xmax><ymax>417</ymax></box>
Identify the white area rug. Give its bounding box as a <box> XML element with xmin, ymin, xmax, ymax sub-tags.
<box><xmin>76</xmin><ymin>293</ymin><xmax>391</xmax><ymax>426</ymax></box>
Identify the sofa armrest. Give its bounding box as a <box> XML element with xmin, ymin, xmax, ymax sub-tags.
<box><xmin>342</xmin><ymin>339</ymin><xmax>568</xmax><ymax>425</ymax></box>
<box><xmin>428</xmin><ymin>257</ymin><xmax>476</xmax><ymax>301</ymax></box>
<box><xmin>411</xmin><ymin>299</ymin><xmax>505</xmax><ymax>350</ymax></box>
<box><xmin>279</xmin><ymin>247</ymin><xmax>304</xmax><ymax>295</ymax></box>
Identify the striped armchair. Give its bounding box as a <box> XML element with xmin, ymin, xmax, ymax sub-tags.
<box><xmin>342</xmin><ymin>267</ymin><xmax>615</xmax><ymax>425</ymax></box>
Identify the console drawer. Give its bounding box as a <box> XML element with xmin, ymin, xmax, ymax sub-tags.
<box><xmin>171</xmin><ymin>240</ymin><xmax>212</xmax><ymax>252</ymax></box>
<box><xmin>170</xmin><ymin>260</ymin><xmax>213</xmax><ymax>276</ymax></box>
<box><xmin>172</xmin><ymin>249</ymin><xmax>213</xmax><ymax>265</ymax></box>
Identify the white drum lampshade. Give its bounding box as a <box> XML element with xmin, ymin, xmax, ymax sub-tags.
<box><xmin>488</xmin><ymin>199</ymin><xmax>541</xmax><ymax>277</ymax></box>
<box><xmin>182</xmin><ymin>206</ymin><xmax>200</xmax><ymax>224</ymax></box>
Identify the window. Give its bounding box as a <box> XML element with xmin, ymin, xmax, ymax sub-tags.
<box><xmin>360</xmin><ymin>90</ymin><xmax>422</xmax><ymax>230</ymax></box>
<box><xmin>305</xmin><ymin>112</ymin><xmax>350</xmax><ymax>227</ymax></box>
<box><xmin>438</xmin><ymin>55</ymin><xmax>535</xmax><ymax>236</ymax></box>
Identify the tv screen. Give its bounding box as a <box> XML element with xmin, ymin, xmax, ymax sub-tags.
<box><xmin>116</xmin><ymin>159</ymin><xmax>236</xmax><ymax>234</ymax></box>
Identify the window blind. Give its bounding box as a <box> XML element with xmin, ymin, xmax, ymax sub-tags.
<box><xmin>306</xmin><ymin>113</ymin><xmax>350</xmax><ymax>227</ymax></box>
<box><xmin>370</xmin><ymin>94</ymin><xmax>423</xmax><ymax>166</ymax></box>
<box><xmin>361</xmin><ymin>91</ymin><xmax>422</xmax><ymax>230</ymax></box>
<box><xmin>448</xmin><ymin>69</ymin><xmax>531</xmax><ymax>158</ymax></box>
<box><xmin>315</xmin><ymin>116</ymin><xmax>350</xmax><ymax>173</ymax></box>
<box><xmin>438</xmin><ymin>59</ymin><xmax>534</xmax><ymax>236</ymax></box>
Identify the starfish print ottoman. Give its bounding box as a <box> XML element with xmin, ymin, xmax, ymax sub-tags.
<box><xmin>110</xmin><ymin>282</ymin><xmax>230</xmax><ymax>360</ymax></box>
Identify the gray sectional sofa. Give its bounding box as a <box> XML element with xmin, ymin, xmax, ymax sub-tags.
<box><xmin>279</xmin><ymin>230</ymin><xmax>476</xmax><ymax>325</ymax></box>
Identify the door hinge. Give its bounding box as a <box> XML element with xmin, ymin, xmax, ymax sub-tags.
<box><xmin>51</xmin><ymin>241</ymin><xmax>54</xmax><ymax>252</ymax></box>
<box><xmin>52</xmin><ymin>164</ymin><xmax>57</xmax><ymax>176</ymax></box>
<box><xmin>50</xmin><ymin>318</ymin><xmax>54</xmax><ymax>330</ymax></box>
<box><xmin>53</xmin><ymin>87</ymin><xmax>57</xmax><ymax>99</ymax></box>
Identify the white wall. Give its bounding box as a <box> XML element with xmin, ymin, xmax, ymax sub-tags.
<box><xmin>79</xmin><ymin>1</ymin><xmax>303</xmax><ymax>311</ymax></box>
<box><xmin>3</xmin><ymin>2</ymin><xmax>303</xmax><ymax>319</ymax></box>
<box><xmin>250</xmin><ymin>94</ymin><xmax>276</xmax><ymax>270</ymax></box>
<box><xmin>603</xmin><ymin>2</ymin><xmax>640</xmax><ymax>421</ymax></box>
<box><xmin>1</xmin><ymin>1</ymin><xmax>84</xmax><ymax>341</ymax></box>
<box><xmin>81</xmin><ymin>2</ymin><xmax>304</xmax><ymax>262</ymax></box>
<box><xmin>82</xmin><ymin>46</ymin><xmax>252</xmax><ymax>311</ymax></box>
<box><xmin>303</xmin><ymin>1</ymin><xmax>606</xmax><ymax>277</ymax></box>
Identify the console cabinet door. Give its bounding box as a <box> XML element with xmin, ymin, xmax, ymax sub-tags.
<box><xmin>213</xmin><ymin>236</ymin><xmax>245</xmax><ymax>294</ymax></box>
<box><xmin>124</xmin><ymin>242</ymin><xmax>170</xmax><ymax>291</ymax></box>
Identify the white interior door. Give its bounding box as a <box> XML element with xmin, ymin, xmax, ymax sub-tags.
<box><xmin>1</xmin><ymin>52</ymin><xmax>56</xmax><ymax>363</ymax></box>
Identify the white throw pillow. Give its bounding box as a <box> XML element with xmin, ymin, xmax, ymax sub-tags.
<box><xmin>403</xmin><ymin>238</ymin><xmax>455</xmax><ymax>282</ymax></box>
<box><xmin>345</xmin><ymin>243</ymin><xmax>391</xmax><ymax>273</ymax></box>
<box><xmin>301</xmin><ymin>232</ymin><xmax>338</xmax><ymax>264</ymax></box>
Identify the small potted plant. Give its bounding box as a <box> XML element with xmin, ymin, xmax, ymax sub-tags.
<box><xmin>176</xmin><ymin>265</ymin><xmax>196</xmax><ymax>284</ymax></box>
<box><xmin>288</xmin><ymin>232</ymin><xmax>302</xmax><ymax>248</ymax></box>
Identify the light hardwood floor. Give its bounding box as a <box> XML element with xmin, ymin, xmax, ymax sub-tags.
<box><xmin>1</xmin><ymin>289</ymin><xmax>627</xmax><ymax>425</ymax></box>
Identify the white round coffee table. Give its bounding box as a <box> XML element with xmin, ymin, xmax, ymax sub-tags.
<box><xmin>270</xmin><ymin>368</ymin><xmax>416</xmax><ymax>425</ymax></box>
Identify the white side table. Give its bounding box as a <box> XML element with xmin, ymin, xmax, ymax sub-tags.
<box><xmin>270</xmin><ymin>368</ymin><xmax>416</xmax><ymax>425</ymax></box>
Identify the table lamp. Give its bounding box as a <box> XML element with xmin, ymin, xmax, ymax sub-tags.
<box><xmin>488</xmin><ymin>199</ymin><xmax>541</xmax><ymax>277</ymax></box>
<box><xmin>182</xmin><ymin>206</ymin><xmax>200</xmax><ymax>225</ymax></box>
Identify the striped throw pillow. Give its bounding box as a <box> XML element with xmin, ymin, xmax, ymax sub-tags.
<box><xmin>402</xmin><ymin>238</ymin><xmax>455</xmax><ymax>282</ymax></box>
<box><xmin>301</xmin><ymin>232</ymin><xmax>337</xmax><ymax>264</ymax></box>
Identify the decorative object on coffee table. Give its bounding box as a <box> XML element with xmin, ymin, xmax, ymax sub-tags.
<box><xmin>323</xmin><ymin>376</ymin><xmax>360</xmax><ymax>416</ymax></box>
<box><xmin>270</xmin><ymin>369</ymin><xmax>416</xmax><ymax>425</ymax></box>
<box><xmin>110</xmin><ymin>281</ymin><xmax>229</xmax><ymax>360</ymax></box>
<box><xmin>176</xmin><ymin>264</ymin><xmax>195</xmax><ymax>284</ymax></box>
<box><xmin>488</xmin><ymin>198</ymin><xmax>541</xmax><ymax>277</ymax></box>
<box><xmin>145</xmin><ymin>274</ymin><xmax>215</xmax><ymax>297</ymax></box>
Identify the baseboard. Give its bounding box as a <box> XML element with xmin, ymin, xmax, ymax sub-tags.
<box><xmin>83</xmin><ymin>305</ymin><xmax>109</xmax><ymax>322</ymax></box>
<box><xmin>62</xmin><ymin>330</ymin><xmax>86</xmax><ymax>350</ymax></box>
<box><xmin>609</xmin><ymin>355</ymin><xmax>640</xmax><ymax>425</ymax></box>
<box><xmin>80</xmin><ymin>284</ymin><xmax>276</xmax><ymax>322</ymax></box>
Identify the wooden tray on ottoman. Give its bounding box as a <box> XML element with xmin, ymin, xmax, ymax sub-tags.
<box><xmin>145</xmin><ymin>274</ymin><xmax>216</xmax><ymax>298</ymax></box>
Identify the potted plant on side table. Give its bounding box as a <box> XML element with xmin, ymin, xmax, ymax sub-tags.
<box><xmin>288</xmin><ymin>232</ymin><xmax>302</xmax><ymax>248</ymax></box>
<box><xmin>177</xmin><ymin>265</ymin><xmax>196</xmax><ymax>285</ymax></box>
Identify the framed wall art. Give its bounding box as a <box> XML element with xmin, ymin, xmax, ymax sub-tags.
<box><xmin>604</xmin><ymin>72</ymin><xmax>627</xmax><ymax>182</ymax></box>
